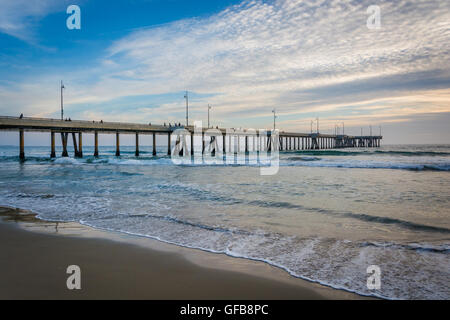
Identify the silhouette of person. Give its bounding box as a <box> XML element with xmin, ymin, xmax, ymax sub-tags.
<box><xmin>19</xmin><ymin>113</ymin><xmax>23</xmax><ymax>119</ymax></box>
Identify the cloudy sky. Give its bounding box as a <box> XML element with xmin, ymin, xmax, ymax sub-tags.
<box><xmin>0</xmin><ymin>0</ymin><xmax>449</xmax><ymax>144</ymax></box>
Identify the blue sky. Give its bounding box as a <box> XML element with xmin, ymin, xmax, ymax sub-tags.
<box><xmin>0</xmin><ymin>0</ymin><xmax>449</xmax><ymax>144</ymax></box>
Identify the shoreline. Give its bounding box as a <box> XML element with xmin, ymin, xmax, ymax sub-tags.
<box><xmin>0</xmin><ymin>206</ymin><xmax>370</xmax><ymax>299</ymax></box>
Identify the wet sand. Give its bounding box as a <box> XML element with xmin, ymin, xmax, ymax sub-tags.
<box><xmin>0</xmin><ymin>207</ymin><xmax>368</xmax><ymax>299</ymax></box>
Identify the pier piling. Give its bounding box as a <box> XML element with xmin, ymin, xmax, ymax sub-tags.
<box><xmin>71</xmin><ymin>133</ymin><xmax>79</xmax><ymax>157</ymax></box>
<box><xmin>19</xmin><ymin>129</ymin><xmax>24</xmax><ymax>160</ymax></box>
<box><xmin>50</xmin><ymin>131</ymin><xmax>56</xmax><ymax>158</ymax></box>
<box><xmin>61</xmin><ymin>133</ymin><xmax>68</xmax><ymax>157</ymax></box>
<box><xmin>78</xmin><ymin>132</ymin><xmax>83</xmax><ymax>158</ymax></box>
<box><xmin>245</xmin><ymin>136</ymin><xmax>249</xmax><ymax>154</ymax></box>
<box><xmin>135</xmin><ymin>132</ymin><xmax>139</xmax><ymax>157</ymax></box>
<box><xmin>167</xmin><ymin>133</ymin><xmax>171</xmax><ymax>155</ymax></box>
<box><xmin>94</xmin><ymin>131</ymin><xmax>99</xmax><ymax>157</ymax></box>
<box><xmin>115</xmin><ymin>132</ymin><xmax>120</xmax><ymax>156</ymax></box>
<box><xmin>152</xmin><ymin>133</ymin><xmax>156</xmax><ymax>156</ymax></box>
<box><xmin>192</xmin><ymin>133</ymin><xmax>195</xmax><ymax>156</ymax></box>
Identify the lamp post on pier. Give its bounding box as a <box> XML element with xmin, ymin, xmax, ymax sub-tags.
<box><xmin>60</xmin><ymin>81</ymin><xmax>65</xmax><ymax>120</ymax></box>
<box><xmin>184</xmin><ymin>91</ymin><xmax>189</xmax><ymax>126</ymax></box>
<box><xmin>208</xmin><ymin>104</ymin><xmax>211</xmax><ymax>128</ymax></box>
<box><xmin>272</xmin><ymin>109</ymin><xmax>277</xmax><ymax>130</ymax></box>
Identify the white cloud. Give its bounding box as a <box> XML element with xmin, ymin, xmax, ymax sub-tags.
<box><xmin>0</xmin><ymin>0</ymin><xmax>67</xmax><ymax>42</ymax></box>
<box><xmin>104</xmin><ymin>0</ymin><xmax>450</xmax><ymax>121</ymax></box>
<box><xmin>0</xmin><ymin>0</ymin><xmax>449</xmax><ymax>133</ymax></box>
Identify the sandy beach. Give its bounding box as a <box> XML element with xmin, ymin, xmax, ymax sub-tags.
<box><xmin>0</xmin><ymin>206</ymin><xmax>367</xmax><ymax>300</ymax></box>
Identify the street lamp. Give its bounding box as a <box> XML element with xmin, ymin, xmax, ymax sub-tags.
<box><xmin>272</xmin><ymin>109</ymin><xmax>276</xmax><ymax>130</ymax></box>
<box><xmin>208</xmin><ymin>104</ymin><xmax>212</xmax><ymax>128</ymax></box>
<box><xmin>184</xmin><ymin>91</ymin><xmax>189</xmax><ymax>126</ymax></box>
<box><xmin>316</xmin><ymin>117</ymin><xmax>319</xmax><ymax>133</ymax></box>
<box><xmin>60</xmin><ymin>80</ymin><xmax>65</xmax><ymax>120</ymax></box>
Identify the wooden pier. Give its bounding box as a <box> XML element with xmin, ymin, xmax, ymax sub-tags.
<box><xmin>0</xmin><ymin>116</ymin><xmax>382</xmax><ymax>160</ymax></box>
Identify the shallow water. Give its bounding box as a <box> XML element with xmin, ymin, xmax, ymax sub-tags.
<box><xmin>0</xmin><ymin>144</ymin><xmax>449</xmax><ymax>299</ymax></box>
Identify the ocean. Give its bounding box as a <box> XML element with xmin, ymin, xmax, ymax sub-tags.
<box><xmin>0</xmin><ymin>144</ymin><xmax>449</xmax><ymax>299</ymax></box>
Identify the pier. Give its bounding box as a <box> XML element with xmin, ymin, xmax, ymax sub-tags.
<box><xmin>0</xmin><ymin>116</ymin><xmax>382</xmax><ymax>160</ymax></box>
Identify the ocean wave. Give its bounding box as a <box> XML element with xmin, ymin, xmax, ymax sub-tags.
<box><xmin>373</xmin><ymin>150</ymin><xmax>450</xmax><ymax>157</ymax></box>
<box><xmin>129</xmin><ymin>213</ymin><xmax>253</xmax><ymax>236</ymax></box>
<box><xmin>17</xmin><ymin>193</ymin><xmax>55</xmax><ymax>199</ymax></box>
<box><xmin>248</xmin><ymin>200</ymin><xmax>450</xmax><ymax>234</ymax></box>
<box><xmin>408</xmin><ymin>165</ymin><xmax>450</xmax><ymax>172</ymax></box>
<box><xmin>290</xmin><ymin>150</ymin><xmax>365</xmax><ymax>156</ymax></box>
<box><xmin>344</xmin><ymin>212</ymin><xmax>450</xmax><ymax>234</ymax></box>
<box><xmin>1</xmin><ymin>146</ymin><xmax>450</xmax><ymax>173</ymax></box>
<box><xmin>118</xmin><ymin>171</ymin><xmax>144</xmax><ymax>176</ymax></box>
<box><xmin>292</xmin><ymin>150</ymin><xmax>450</xmax><ymax>157</ymax></box>
<box><xmin>360</xmin><ymin>241</ymin><xmax>450</xmax><ymax>254</ymax></box>
<box><xmin>282</xmin><ymin>161</ymin><xmax>450</xmax><ymax>171</ymax></box>
<box><xmin>1</xmin><ymin>154</ymin><xmax>448</xmax><ymax>172</ymax></box>
<box><xmin>49</xmin><ymin>157</ymin><xmax>450</xmax><ymax>172</ymax></box>
<box><xmin>95</xmin><ymin>212</ymin><xmax>450</xmax><ymax>246</ymax></box>
<box><xmin>53</xmin><ymin>157</ymin><xmax>81</xmax><ymax>165</ymax></box>
<box><xmin>0</xmin><ymin>156</ymin><xmax>54</xmax><ymax>162</ymax></box>
<box><xmin>286</xmin><ymin>156</ymin><xmax>322</xmax><ymax>161</ymax></box>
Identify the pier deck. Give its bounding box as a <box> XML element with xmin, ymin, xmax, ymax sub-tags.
<box><xmin>0</xmin><ymin>116</ymin><xmax>382</xmax><ymax>160</ymax></box>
